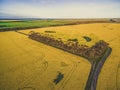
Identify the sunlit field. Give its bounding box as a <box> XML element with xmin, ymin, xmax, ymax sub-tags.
<box><xmin>0</xmin><ymin>0</ymin><xmax>120</xmax><ymax>90</ymax></box>
<box><xmin>21</xmin><ymin>23</ymin><xmax>120</xmax><ymax>90</ymax></box>
<box><xmin>0</xmin><ymin>23</ymin><xmax>120</xmax><ymax>90</ymax></box>
<box><xmin>0</xmin><ymin>31</ymin><xmax>90</xmax><ymax>90</ymax></box>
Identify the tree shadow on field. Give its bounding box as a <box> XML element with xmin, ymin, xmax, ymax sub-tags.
<box><xmin>53</xmin><ymin>72</ymin><xmax>64</xmax><ymax>84</ymax></box>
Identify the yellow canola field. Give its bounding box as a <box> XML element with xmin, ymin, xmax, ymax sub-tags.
<box><xmin>21</xmin><ymin>23</ymin><xmax>120</xmax><ymax>90</ymax></box>
<box><xmin>0</xmin><ymin>31</ymin><xmax>90</xmax><ymax>90</ymax></box>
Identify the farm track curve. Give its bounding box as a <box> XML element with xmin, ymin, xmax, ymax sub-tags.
<box><xmin>51</xmin><ymin>50</ymin><xmax>79</xmax><ymax>90</ymax></box>
<box><xmin>58</xmin><ymin>61</ymin><xmax>77</xmax><ymax>90</ymax></box>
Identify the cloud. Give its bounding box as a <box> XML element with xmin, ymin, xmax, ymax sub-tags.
<box><xmin>0</xmin><ymin>0</ymin><xmax>120</xmax><ymax>18</ymax></box>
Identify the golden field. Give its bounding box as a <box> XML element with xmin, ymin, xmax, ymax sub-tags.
<box><xmin>0</xmin><ymin>31</ymin><xmax>90</xmax><ymax>90</ymax></box>
<box><xmin>21</xmin><ymin>23</ymin><xmax>120</xmax><ymax>90</ymax></box>
<box><xmin>0</xmin><ymin>23</ymin><xmax>120</xmax><ymax>90</ymax></box>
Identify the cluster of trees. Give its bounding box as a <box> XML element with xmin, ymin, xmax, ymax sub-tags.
<box><xmin>29</xmin><ymin>31</ymin><xmax>109</xmax><ymax>63</ymax></box>
<box><xmin>83</xmin><ymin>36</ymin><xmax>91</xmax><ymax>42</ymax></box>
<box><xmin>44</xmin><ymin>30</ymin><xmax>56</xmax><ymax>33</ymax></box>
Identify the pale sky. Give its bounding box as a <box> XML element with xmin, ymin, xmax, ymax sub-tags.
<box><xmin>0</xmin><ymin>0</ymin><xmax>120</xmax><ymax>18</ymax></box>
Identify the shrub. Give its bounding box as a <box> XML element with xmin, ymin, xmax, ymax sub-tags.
<box><xmin>44</xmin><ymin>30</ymin><xmax>56</xmax><ymax>33</ymax></box>
<box><xmin>68</xmin><ymin>38</ymin><xmax>78</xmax><ymax>42</ymax></box>
<box><xmin>83</xmin><ymin>36</ymin><xmax>91</xmax><ymax>42</ymax></box>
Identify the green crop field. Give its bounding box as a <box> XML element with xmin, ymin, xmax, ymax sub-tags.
<box><xmin>0</xmin><ymin>19</ymin><xmax>110</xmax><ymax>32</ymax></box>
<box><xmin>0</xmin><ymin>20</ymin><xmax>74</xmax><ymax>31</ymax></box>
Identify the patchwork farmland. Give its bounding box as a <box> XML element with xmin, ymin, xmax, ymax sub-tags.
<box><xmin>0</xmin><ymin>20</ymin><xmax>120</xmax><ymax>90</ymax></box>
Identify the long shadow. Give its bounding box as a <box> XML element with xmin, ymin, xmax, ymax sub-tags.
<box><xmin>85</xmin><ymin>48</ymin><xmax>112</xmax><ymax>90</ymax></box>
